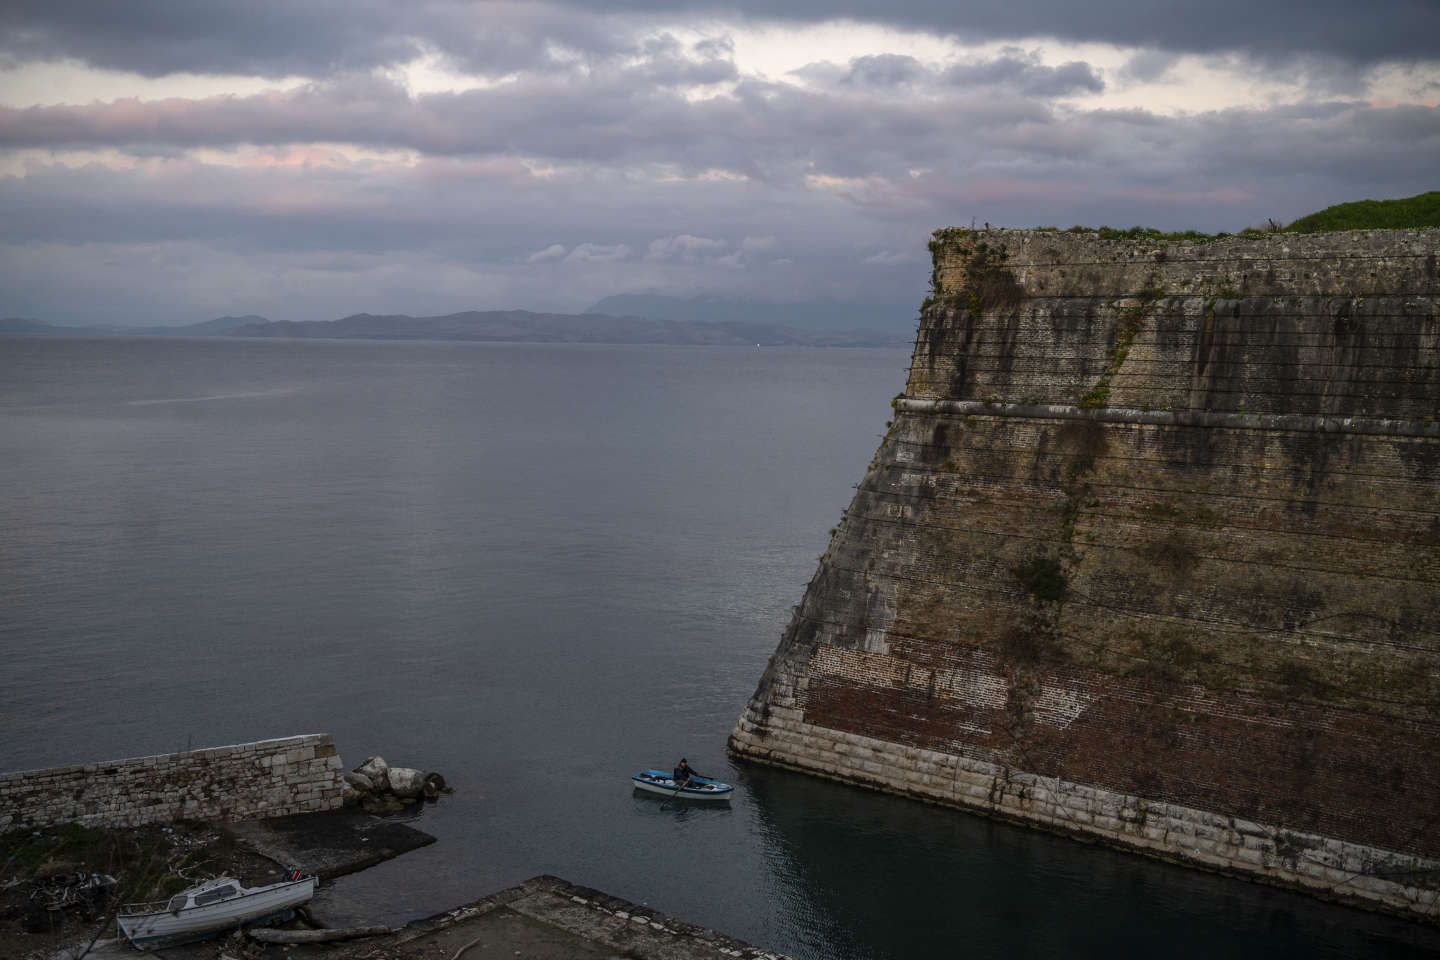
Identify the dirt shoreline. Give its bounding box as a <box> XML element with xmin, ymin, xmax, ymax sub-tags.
<box><xmin>9</xmin><ymin>814</ymin><xmax>790</xmax><ymax>960</ymax></box>
<box><xmin>1</xmin><ymin>810</ymin><xmax>434</xmax><ymax>960</ymax></box>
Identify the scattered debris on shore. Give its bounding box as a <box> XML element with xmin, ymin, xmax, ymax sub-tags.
<box><xmin>1</xmin><ymin>752</ymin><xmax>444</xmax><ymax>958</ymax></box>
<box><xmin>1</xmin><ymin>820</ymin><xmax>282</xmax><ymax>957</ymax></box>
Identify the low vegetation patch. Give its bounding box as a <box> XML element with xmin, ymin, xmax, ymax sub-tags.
<box><xmin>1035</xmin><ymin>225</ymin><xmax>1225</xmax><ymax>242</ymax></box>
<box><xmin>1020</xmin><ymin>191</ymin><xmax>1439</xmax><ymax>238</ymax></box>
<box><xmin>1286</xmin><ymin>191</ymin><xmax>1440</xmax><ymax>232</ymax></box>
<box><xmin>923</xmin><ymin>236</ymin><xmax>1024</xmax><ymax>314</ymax></box>
<box><xmin>1013</xmin><ymin>555</ymin><xmax>1069</xmax><ymax>604</ymax></box>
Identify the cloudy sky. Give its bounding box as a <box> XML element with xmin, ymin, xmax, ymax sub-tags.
<box><xmin>1</xmin><ymin>1</ymin><xmax>1437</xmax><ymax>327</ymax></box>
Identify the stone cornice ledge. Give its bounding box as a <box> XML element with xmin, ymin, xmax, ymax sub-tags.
<box><xmin>895</xmin><ymin>398</ymin><xmax>1440</xmax><ymax>439</ymax></box>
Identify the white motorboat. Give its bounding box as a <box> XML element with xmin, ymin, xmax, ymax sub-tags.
<box><xmin>117</xmin><ymin>874</ymin><xmax>316</xmax><ymax>949</ymax></box>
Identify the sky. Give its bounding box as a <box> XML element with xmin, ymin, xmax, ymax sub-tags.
<box><xmin>0</xmin><ymin>1</ymin><xmax>1437</xmax><ymax>327</ymax></box>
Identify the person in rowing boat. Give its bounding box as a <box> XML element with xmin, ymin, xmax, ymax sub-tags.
<box><xmin>673</xmin><ymin>758</ymin><xmax>699</xmax><ymax>789</ymax></box>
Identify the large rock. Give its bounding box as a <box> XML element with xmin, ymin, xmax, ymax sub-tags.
<box><xmin>343</xmin><ymin>771</ymin><xmax>375</xmax><ymax>794</ymax></box>
<box><xmin>387</xmin><ymin>767</ymin><xmax>426</xmax><ymax>799</ymax></box>
<box><xmin>353</xmin><ymin>756</ymin><xmax>389</xmax><ymax>792</ymax></box>
<box><xmin>422</xmin><ymin>772</ymin><xmax>446</xmax><ymax>800</ymax></box>
<box><xmin>361</xmin><ymin>796</ymin><xmax>407</xmax><ymax>815</ymax></box>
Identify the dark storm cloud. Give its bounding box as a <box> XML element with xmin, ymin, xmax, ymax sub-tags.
<box><xmin>4</xmin><ymin>79</ymin><xmax>1435</xmax><ymax>327</ymax></box>
<box><xmin>943</xmin><ymin>52</ymin><xmax>1104</xmax><ymax>97</ymax></box>
<box><xmin>9</xmin><ymin>38</ymin><xmax>1435</xmax><ymax>194</ymax></box>
<box><xmin>630</xmin><ymin>34</ymin><xmax>738</xmax><ymax>86</ymax></box>
<box><xmin>580</xmin><ymin>0</ymin><xmax>1440</xmax><ymax>64</ymax></box>
<box><xmin>2</xmin><ymin>3</ymin><xmax>1437</xmax><ymax>329</ymax></box>
<box><xmin>1119</xmin><ymin>50</ymin><xmax>1178</xmax><ymax>84</ymax></box>
<box><xmin>4</xmin><ymin>83</ymin><xmax>1435</xmax><ymax>251</ymax></box>
<box><xmin>841</xmin><ymin>54</ymin><xmax>927</xmax><ymax>88</ymax></box>
<box><xmin>2</xmin><ymin>0</ymin><xmax>1437</xmax><ymax>81</ymax></box>
<box><xmin>0</xmin><ymin>60</ymin><xmax>1059</xmax><ymax>179</ymax></box>
<box><xmin>0</xmin><ymin>151</ymin><xmax>933</xmax><ymax>326</ymax></box>
<box><xmin>0</xmin><ymin>1</ymin><xmax>627</xmax><ymax>78</ymax></box>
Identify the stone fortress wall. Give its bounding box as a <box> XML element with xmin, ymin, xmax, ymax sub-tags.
<box><xmin>0</xmin><ymin>734</ymin><xmax>344</xmax><ymax>830</ymax></box>
<box><xmin>730</xmin><ymin>228</ymin><xmax>1440</xmax><ymax>920</ymax></box>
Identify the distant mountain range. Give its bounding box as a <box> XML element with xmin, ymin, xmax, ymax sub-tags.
<box><xmin>586</xmin><ymin>293</ymin><xmax>911</xmax><ymax>333</ymax></box>
<box><xmin>227</xmin><ymin>310</ymin><xmax>910</xmax><ymax>347</ymax></box>
<box><xmin>2</xmin><ymin>307</ymin><xmax>912</xmax><ymax>348</ymax></box>
<box><xmin>0</xmin><ymin>315</ymin><xmax>266</xmax><ymax>337</ymax></box>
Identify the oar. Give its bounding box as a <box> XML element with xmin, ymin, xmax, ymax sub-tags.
<box><xmin>668</xmin><ymin>768</ymin><xmax>713</xmax><ymax>800</ymax></box>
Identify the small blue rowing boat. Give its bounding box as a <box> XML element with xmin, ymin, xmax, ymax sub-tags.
<box><xmin>632</xmin><ymin>769</ymin><xmax>735</xmax><ymax>801</ymax></box>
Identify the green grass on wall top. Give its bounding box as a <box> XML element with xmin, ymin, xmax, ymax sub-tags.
<box><xmin>1003</xmin><ymin>191</ymin><xmax>1439</xmax><ymax>240</ymax></box>
<box><xmin>1285</xmin><ymin>191</ymin><xmax>1440</xmax><ymax>232</ymax></box>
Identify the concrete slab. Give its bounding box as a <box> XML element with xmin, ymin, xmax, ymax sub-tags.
<box><xmin>42</xmin><ymin>876</ymin><xmax>787</xmax><ymax>960</ymax></box>
<box><xmin>224</xmin><ymin>808</ymin><xmax>435</xmax><ymax>879</ymax></box>
<box><xmin>310</xmin><ymin>876</ymin><xmax>789</xmax><ymax>960</ymax></box>
<box><xmin>382</xmin><ymin>909</ymin><xmax>618</xmax><ymax>959</ymax></box>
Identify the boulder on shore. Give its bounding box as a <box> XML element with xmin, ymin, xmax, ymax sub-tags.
<box><xmin>387</xmin><ymin>767</ymin><xmax>426</xmax><ymax>799</ymax></box>
<box><xmin>423</xmin><ymin>772</ymin><xmax>446</xmax><ymax>799</ymax></box>
<box><xmin>353</xmin><ymin>756</ymin><xmax>389</xmax><ymax>792</ymax></box>
<box><xmin>347</xmin><ymin>753</ymin><xmax>448</xmax><ymax>809</ymax></box>
<box><xmin>343</xmin><ymin>771</ymin><xmax>375</xmax><ymax>794</ymax></box>
<box><xmin>361</xmin><ymin>796</ymin><xmax>407</xmax><ymax>814</ymax></box>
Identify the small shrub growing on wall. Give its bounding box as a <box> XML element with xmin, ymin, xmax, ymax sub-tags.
<box><xmin>1013</xmin><ymin>555</ymin><xmax>1068</xmax><ymax>604</ymax></box>
<box><xmin>927</xmin><ymin>233</ymin><xmax>1024</xmax><ymax>314</ymax></box>
<box><xmin>958</xmin><ymin>243</ymin><xmax>1024</xmax><ymax>313</ymax></box>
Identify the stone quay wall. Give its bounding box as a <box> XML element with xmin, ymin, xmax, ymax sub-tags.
<box><xmin>0</xmin><ymin>734</ymin><xmax>344</xmax><ymax>831</ymax></box>
<box><xmin>731</xmin><ymin>228</ymin><xmax>1440</xmax><ymax>921</ymax></box>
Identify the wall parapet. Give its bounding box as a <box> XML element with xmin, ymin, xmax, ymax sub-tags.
<box><xmin>0</xmin><ymin>734</ymin><xmax>344</xmax><ymax>831</ymax></box>
<box><xmin>917</xmin><ymin>229</ymin><xmax>1439</xmax><ymax>419</ymax></box>
<box><xmin>932</xmin><ymin>227</ymin><xmax>1440</xmax><ymax>300</ymax></box>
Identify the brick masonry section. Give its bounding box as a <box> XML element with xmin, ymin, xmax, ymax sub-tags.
<box><xmin>731</xmin><ymin>227</ymin><xmax>1440</xmax><ymax>922</ymax></box>
<box><xmin>0</xmin><ymin>734</ymin><xmax>344</xmax><ymax>830</ymax></box>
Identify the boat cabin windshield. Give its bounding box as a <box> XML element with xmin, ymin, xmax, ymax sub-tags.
<box><xmin>192</xmin><ymin>884</ymin><xmax>239</xmax><ymax>907</ymax></box>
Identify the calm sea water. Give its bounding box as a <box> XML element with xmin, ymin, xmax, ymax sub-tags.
<box><xmin>2</xmin><ymin>335</ymin><xmax>1436</xmax><ymax>959</ymax></box>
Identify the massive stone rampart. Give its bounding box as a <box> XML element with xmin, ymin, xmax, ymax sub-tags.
<box><xmin>0</xmin><ymin>734</ymin><xmax>344</xmax><ymax>830</ymax></box>
<box><xmin>730</xmin><ymin>228</ymin><xmax>1440</xmax><ymax>920</ymax></box>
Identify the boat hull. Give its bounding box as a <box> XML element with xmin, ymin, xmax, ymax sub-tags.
<box><xmin>118</xmin><ymin>877</ymin><xmax>316</xmax><ymax>948</ymax></box>
<box><xmin>632</xmin><ymin>770</ymin><xmax>734</xmax><ymax>801</ymax></box>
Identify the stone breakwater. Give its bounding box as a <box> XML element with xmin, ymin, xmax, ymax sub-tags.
<box><xmin>730</xmin><ymin>228</ymin><xmax>1440</xmax><ymax>921</ymax></box>
<box><xmin>0</xmin><ymin>734</ymin><xmax>344</xmax><ymax>830</ymax></box>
